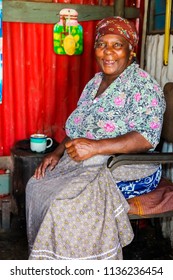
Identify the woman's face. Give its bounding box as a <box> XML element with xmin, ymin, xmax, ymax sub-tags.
<box><xmin>95</xmin><ymin>34</ymin><xmax>134</xmax><ymax>79</ymax></box>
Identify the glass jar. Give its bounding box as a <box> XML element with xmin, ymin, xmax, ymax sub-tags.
<box><xmin>53</xmin><ymin>8</ymin><xmax>83</xmax><ymax>56</ymax></box>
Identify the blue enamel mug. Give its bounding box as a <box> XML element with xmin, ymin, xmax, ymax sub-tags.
<box><xmin>30</xmin><ymin>134</ymin><xmax>53</xmax><ymax>153</ymax></box>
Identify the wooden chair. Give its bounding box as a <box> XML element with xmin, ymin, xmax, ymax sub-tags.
<box><xmin>107</xmin><ymin>82</ymin><xmax>173</xmax><ymax>221</ymax></box>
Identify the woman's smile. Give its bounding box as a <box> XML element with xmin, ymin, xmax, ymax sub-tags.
<box><xmin>103</xmin><ymin>59</ymin><xmax>116</xmax><ymax>65</ymax></box>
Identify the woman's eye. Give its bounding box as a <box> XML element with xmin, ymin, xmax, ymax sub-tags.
<box><xmin>95</xmin><ymin>42</ymin><xmax>106</xmax><ymax>48</ymax></box>
<box><xmin>113</xmin><ymin>43</ymin><xmax>123</xmax><ymax>49</ymax></box>
<box><xmin>95</xmin><ymin>42</ymin><xmax>123</xmax><ymax>49</ymax></box>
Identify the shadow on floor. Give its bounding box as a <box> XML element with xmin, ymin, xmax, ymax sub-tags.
<box><xmin>123</xmin><ymin>220</ymin><xmax>173</xmax><ymax>260</ymax></box>
<box><xmin>0</xmin><ymin>216</ymin><xmax>28</xmax><ymax>260</ymax></box>
<box><xmin>0</xmin><ymin>216</ymin><xmax>173</xmax><ymax>260</ymax></box>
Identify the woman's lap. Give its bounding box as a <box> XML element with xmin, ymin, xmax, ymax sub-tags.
<box><xmin>26</xmin><ymin>153</ymin><xmax>161</xmax><ymax>259</ymax></box>
<box><xmin>26</xmin><ymin>155</ymin><xmax>102</xmax><ymax>249</ymax></box>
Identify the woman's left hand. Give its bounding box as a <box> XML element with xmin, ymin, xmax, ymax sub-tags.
<box><xmin>65</xmin><ymin>138</ymin><xmax>98</xmax><ymax>161</ymax></box>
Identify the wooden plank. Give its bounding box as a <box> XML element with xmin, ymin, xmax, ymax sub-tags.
<box><xmin>147</xmin><ymin>0</ymin><xmax>155</xmax><ymax>34</ymax></box>
<box><xmin>114</xmin><ymin>0</ymin><xmax>125</xmax><ymax>18</ymax></box>
<box><xmin>3</xmin><ymin>1</ymin><xmax>140</xmax><ymax>24</ymax></box>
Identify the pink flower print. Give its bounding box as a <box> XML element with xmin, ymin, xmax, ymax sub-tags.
<box><xmin>81</xmin><ymin>91</ymin><xmax>87</xmax><ymax>99</ymax></box>
<box><xmin>150</xmin><ymin>122</ymin><xmax>160</xmax><ymax>129</ymax></box>
<box><xmin>86</xmin><ymin>132</ymin><xmax>94</xmax><ymax>139</ymax></box>
<box><xmin>83</xmin><ymin>101</ymin><xmax>89</xmax><ymax>106</ymax></box>
<box><xmin>153</xmin><ymin>85</ymin><xmax>159</xmax><ymax>91</ymax></box>
<box><xmin>74</xmin><ymin>117</ymin><xmax>82</xmax><ymax>124</ymax></box>
<box><xmin>98</xmin><ymin>120</ymin><xmax>104</xmax><ymax>127</ymax></box>
<box><xmin>151</xmin><ymin>98</ymin><xmax>158</xmax><ymax>106</ymax></box>
<box><xmin>95</xmin><ymin>77</ymin><xmax>102</xmax><ymax>85</ymax></box>
<box><xmin>104</xmin><ymin>121</ymin><xmax>116</xmax><ymax>132</ymax></box>
<box><xmin>139</xmin><ymin>71</ymin><xmax>148</xmax><ymax>78</ymax></box>
<box><xmin>114</xmin><ymin>97</ymin><xmax>124</xmax><ymax>106</ymax></box>
<box><xmin>134</xmin><ymin>92</ymin><xmax>141</xmax><ymax>102</ymax></box>
<box><xmin>98</xmin><ymin>107</ymin><xmax>104</xmax><ymax>112</ymax></box>
<box><xmin>65</xmin><ymin>129</ymin><xmax>70</xmax><ymax>135</ymax></box>
<box><xmin>129</xmin><ymin>121</ymin><xmax>135</xmax><ymax>128</ymax></box>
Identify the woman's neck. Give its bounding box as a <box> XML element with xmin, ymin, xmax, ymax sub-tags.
<box><xmin>96</xmin><ymin>60</ymin><xmax>133</xmax><ymax>97</ymax></box>
<box><xmin>95</xmin><ymin>76</ymin><xmax>114</xmax><ymax>97</ymax></box>
<box><xmin>103</xmin><ymin>74</ymin><xmax>117</xmax><ymax>86</ymax></box>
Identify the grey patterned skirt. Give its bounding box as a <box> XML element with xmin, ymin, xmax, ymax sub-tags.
<box><xmin>26</xmin><ymin>152</ymin><xmax>159</xmax><ymax>260</ymax></box>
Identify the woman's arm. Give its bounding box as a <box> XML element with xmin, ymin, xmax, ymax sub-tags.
<box><xmin>65</xmin><ymin>131</ymin><xmax>153</xmax><ymax>162</ymax></box>
<box><xmin>96</xmin><ymin>131</ymin><xmax>153</xmax><ymax>154</ymax></box>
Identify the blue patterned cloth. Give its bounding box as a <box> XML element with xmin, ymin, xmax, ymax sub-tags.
<box><xmin>117</xmin><ymin>166</ymin><xmax>162</xmax><ymax>199</ymax></box>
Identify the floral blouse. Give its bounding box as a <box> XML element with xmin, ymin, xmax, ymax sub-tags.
<box><xmin>65</xmin><ymin>62</ymin><xmax>166</xmax><ymax>149</ymax></box>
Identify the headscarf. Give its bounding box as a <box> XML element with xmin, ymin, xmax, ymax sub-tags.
<box><xmin>95</xmin><ymin>16</ymin><xmax>138</xmax><ymax>48</ymax></box>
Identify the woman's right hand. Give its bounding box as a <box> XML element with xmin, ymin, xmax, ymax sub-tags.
<box><xmin>33</xmin><ymin>152</ymin><xmax>60</xmax><ymax>180</ymax></box>
<box><xmin>33</xmin><ymin>136</ymin><xmax>70</xmax><ymax>180</ymax></box>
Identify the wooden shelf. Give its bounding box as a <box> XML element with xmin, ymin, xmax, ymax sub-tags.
<box><xmin>3</xmin><ymin>1</ymin><xmax>140</xmax><ymax>24</ymax></box>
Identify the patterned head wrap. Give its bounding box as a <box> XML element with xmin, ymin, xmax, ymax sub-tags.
<box><xmin>95</xmin><ymin>16</ymin><xmax>138</xmax><ymax>47</ymax></box>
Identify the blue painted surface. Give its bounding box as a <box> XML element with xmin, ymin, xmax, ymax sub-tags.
<box><xmin>154</xmin><ymin>0</ymin><xmax>173</xmax><ymax>30</ymax></box>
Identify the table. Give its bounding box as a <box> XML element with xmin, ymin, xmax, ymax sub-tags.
<box><xmin>11</xmin><ymin>139</ymin><xmax>58</xmax><ymax>217</ymax></box>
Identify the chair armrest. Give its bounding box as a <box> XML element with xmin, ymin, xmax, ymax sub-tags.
<box><xmin>107</xmin><ymin>152</ymin><xmax>173</xmax><ymax>172</ymax></box>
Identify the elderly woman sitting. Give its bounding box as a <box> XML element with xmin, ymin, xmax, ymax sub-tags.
<box><xmin>26</xmin><ymin>16</ymin><xmax>165</xmax><ymax>260</ymax></box>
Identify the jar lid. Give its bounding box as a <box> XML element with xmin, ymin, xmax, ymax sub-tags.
<box><xmin>59</xmin><ymin>9</ymin><xmax>78</xmax><ymax>16</ymax></box>
<box><xmin>60</xmin><ymin>8</ymin><xmax>78</xmax><ymax>19</ymax></box>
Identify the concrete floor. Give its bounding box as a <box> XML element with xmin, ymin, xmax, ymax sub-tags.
<box><xmin>0</xmin><ymin>215</ymin><xmax>28</xmax><ymax>260</ymax></box>
<box><xmin>0</xmin><ymin>215</ymin><xmax>173</xmax><ymax>260</ymax></box>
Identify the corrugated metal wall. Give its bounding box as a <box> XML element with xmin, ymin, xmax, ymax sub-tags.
<box><xmin>0</xmin><ymin>0</ymin><xmax>143</xmax><ymax>155</ymax></box>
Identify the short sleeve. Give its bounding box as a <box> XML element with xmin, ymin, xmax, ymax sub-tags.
<box><xmin>126</xmin><ymin>71</ymin><xmax>166</xmax><ymax>148</ymax></box>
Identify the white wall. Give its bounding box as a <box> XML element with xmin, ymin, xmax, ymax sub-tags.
<box><xmin>145</xmin><ymin>34</ymin><xmax>173</xmax><ymax>89</ymax></box>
